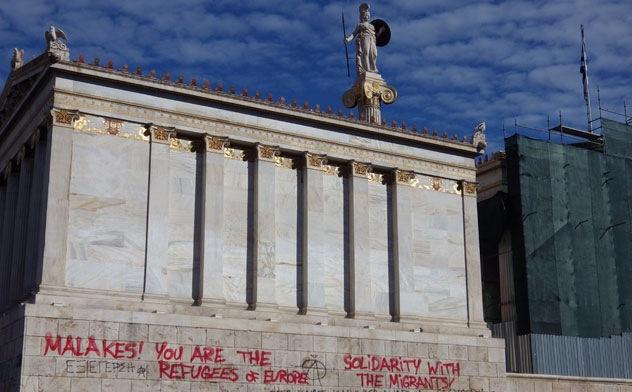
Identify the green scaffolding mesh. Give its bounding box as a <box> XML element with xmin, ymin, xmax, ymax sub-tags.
<box><xmin>506</xmin><ymin>119</ymin><xmax>632</xmax><ymax>338</ymax></box>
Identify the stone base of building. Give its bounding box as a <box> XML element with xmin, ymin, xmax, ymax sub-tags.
<box><xmin>2</xmin><ymin>303</ymin><xmax>507</xmax><ymax>392</ymax></box>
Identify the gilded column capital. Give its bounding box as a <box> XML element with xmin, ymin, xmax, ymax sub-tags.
<box><xmin>305</xmin><ymin>152</ymin><xmax>327</xmax><ymax>170</ymax></box>
<box><xmin>349</xmin><ymin>161</ymin><xmax>372</xmax><ymax>178</ymax></box>
<box><xmin>457</xmin><ymin>180</ymin><xmax>477</xmax><ymax>196</ymax></box>
<box><xmin>104</xmin><ymin>118</ymin><xmax>122</xmax><ymax>135</ymax></box>
<box><xmin>144</xmin><ymin>125</ymin><xmax>175</xmax><ymax>145</ymax></box>
<box><xmin>52</xmin><ymin>109</ymin><xmax>78</xmax><ymax>126</ymax></box>
<box><xmin>205</xmin><ymin>135</ymin><xmax>230</xmax><ymax>153</ymax></box>
<box><xmin>393</xmin><ymin>169</ymin><xmax>416</xmax><ymax>185</ymax></box>
<box><xmin>255</xmin><ymin>143</ymin><xmax>280</xmax><ymax>162</ymax></box>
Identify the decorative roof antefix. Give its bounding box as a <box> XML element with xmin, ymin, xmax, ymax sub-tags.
<box><xmin>1</xmin><ymin>26</ymin><xmax>482</xmax><ymax>153</ymax></box>
<box><xmin>51</xmin><ymin>55</ymin><xmax>479</xmax><ymax>149</ymax></box>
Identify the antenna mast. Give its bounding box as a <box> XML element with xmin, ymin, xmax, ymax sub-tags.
<box><xmin>580</xmin><ymin>25</ymin><xmax>593</xmax><ymax>132</ymax></box>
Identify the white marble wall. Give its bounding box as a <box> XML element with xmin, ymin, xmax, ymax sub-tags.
<box><xmin>222</xmin><ymin>153</ymin><xmax>249</xmax><ymax>305</ymax></box>
<box><xmin>411</xmin><ymin>189</ymin><xmax>467</xmax><ymax>320</ymax></box>
<box><xmin>274</xmin><ymin>162</ymin><xmax>298</xmax><ymax>308</ymax></box>
<box><xmin>65</xmin><ymin>133</ymin><xmax>148</xmax><ymax>293</ymax></box>
<box><xmin>368</xmin><ymin>181</ymin><xmax>391</xmax><ymax>317</ymax></box>
<box><xmin>166</xmin><ymin>148</ymin><xmax>198</xmax><ymax>299</ymax></box>
<box><xmin>323</xmin><ymin>169</ymin><xmax>345</xmax><ymax>313</ymax></box>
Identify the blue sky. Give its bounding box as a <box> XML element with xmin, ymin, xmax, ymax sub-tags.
<box><xmin>1</xmin><ymin>0</ymin><xmax>631</xmax><ymax>153</ymax></box>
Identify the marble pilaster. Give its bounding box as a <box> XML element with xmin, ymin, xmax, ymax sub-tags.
<box><xmin>251</xmin><ymin>144</ymin><xmax>279</xmax><ymax>309</ymax></box>
<box><xmin>323</xmin><ymin>166</ymin><xmax>345</xmax><ymax>314</ymax></box>
<box><xmin>302</xmin><ymin>153</ymin><xmax>327</xmax><ymax>313</ymax></box>
<box><xmin>143</xmin><ymin>126</ymin><xmax>174</xmax><ymax>297</ymax></box>
<box><xmin>347</xmin><ymin>161</ymin><xmax>373</xmax><ymax>318</ymax></box>
<box><xmin>389</xmin><ymin>170</ymin><xmax>416</xmax><ymax>322</ymax></box>
<box><xmin>9</xmin><ymin>147</ymin><xmax>33</xmax><ymax>303</ymax></box>
<box><xmin>368</xmin><ymin>176</ymin><xmax>391</xmax><ymax>318</ymax></box>
<box><xmin>200</xmin><ymin>136</ymin><xmax>229</xmax><ymax>304</ymax></box>
<box><xmin>23</xmin><ymin>131</ymin><xmax>46</xmax><ymax>295</ymax></box>
<box><xmin>459</xmin><ymin>180</ymin><xmax>486</xmax><ymax>327</ymax></box>
<box><xmin>41</xmin><ymin>125</ymin><xmax>72</xmax><ymax>289</ymax></box>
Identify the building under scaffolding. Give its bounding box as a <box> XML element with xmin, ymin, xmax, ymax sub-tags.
<box><xmin>478</xmin><ymin>117</ymin><xmax>632</xmax><ymax>378</ymax></box>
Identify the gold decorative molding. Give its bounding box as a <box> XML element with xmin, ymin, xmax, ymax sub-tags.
<box><xmin>430</xmin><ymin>177</ymin><xmax>443</xmax><ymax>191</ymax></box>
<box><xmin>256</xmin><ymin>144</ymin><xmax>280</xmax><ymax>162</ymax></box>
<box><xmin>145</xmin><ymin>125</ymin><xmax>175</xmax><ymax>145</ymax></box>
<box><xmin>457</xmin><ymin>180</ymin><xmax>477</xmax><ymax>196</ymax></box>
<box><xmin>395</xmin><ymin>169</ymin><xmax>415</xmax><ymax>185</ymax></box>
<box><xmin>224</xmin><ymin>147</ymin><xmax>246</xmax><ymax>161</ymax></box>
<box><xmin>73</xmin><ymin>115</ymin><xmax>89</xmax><ymax>131</ymax></box>
<box><xmin>54</xmin><ymin>91</ymin><xmax>477</xmax><ymax>181</ymax></box>
<box><xmin>305</xmin><ymin>152</ymin><xmax>327</xmax><ymax>169</ymax></box>
<box><xmin>323</xmin><ymin>164</ymin><xmax>341</xmax><ymax>176</ymax></box>
<box><xmin>368</xmin><ymin>172</ymin><xmax>384</xmax><ymax>184</ymax></box>
<box><xmin>205</xmin><ymin>135</ymin><xmax>229</xmax><ymax>152</ymax></box>
<box><xmin>170</xmin><ymin>137</ymin><xmax>193</xmax><ymax>152</ymax></box>
<box><xmin>350</xmin><ymin>161</ymin><xmax>371</xmax><ymax>177</ymax></box>
<box><xmin>54</xmin><ymin>109</ymin><xmax>74</xmax><ymax>125</ymax></box>
<box><xmin>275</xmin><ymin>156</ymin><xmax>295</xmax><ymax>169</ymax></box>
<box><xmin>104</xmin><ymin>118</ymin><xmax>122</xmax><ymax>135</ymax></box>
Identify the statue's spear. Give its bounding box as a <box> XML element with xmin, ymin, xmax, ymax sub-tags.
<box><xmin>342</xmin><ymin>11</ymin><xmax>351</xmax><ymax>77</ymax></box>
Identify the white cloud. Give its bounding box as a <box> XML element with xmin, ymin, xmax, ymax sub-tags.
<box><xmin>0</xmin><ymin>0</ymin><xmax>630</xmax><ymax>149</ymax></box>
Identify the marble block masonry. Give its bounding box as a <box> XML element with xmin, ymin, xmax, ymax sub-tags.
<box><xmin>0</xmin><ymin>25</ymin><xmax>512</xmax><ymax>392</ymax></box>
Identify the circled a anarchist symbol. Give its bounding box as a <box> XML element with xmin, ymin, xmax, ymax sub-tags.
<box><xmin>301</xmin><ymin>357</ymin><xmax>327</xmax><ymax>385</ymax></box>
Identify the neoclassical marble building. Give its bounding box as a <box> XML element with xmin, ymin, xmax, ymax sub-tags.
<box><xmin>0</xmin><ymin>31</ymin><xmax>521</xmax><ymax>392</ymax></box>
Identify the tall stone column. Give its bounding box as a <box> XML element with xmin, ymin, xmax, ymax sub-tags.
<box><xmin>300</xmin><ymin>153</ymin><xmax>327</xmax><ymax>314</ymax></box>
<box><xmin>1</xmin><ymin>163</ymin><xmax>18</xmax><ymax>309</ymax></box>
<box><xmin>9</xmin><ymin>147</ymin><xmax>33</xmax><ymax>303</ymax></box>
<box><xmin>389</xmin><ymin>169</ymin><xmax>416</xmax><ymax>322</ymax></box>
<box><xmin>347</xmin><ymin>161</ymin><xmax>373</xmax><ymax>318</ymax></box>
<box><xmin>459</xmin><ymin>180</ymin><xmax>486</xmax><ymax>328</ymax></box>
<box><xmin>24</xmin><ymin>130</ymin><xmax>46</xmax><ymax>295</ymax></box>
<box><xmin>249</xmin><ymin>144</ymin><xmax>279</xmax><ymax>310</ymax></box>
<box><xmin>200</xmin><ymin>135</ymin><xmax>229</xmax><ymax>305</ymax></box>
<box><xmin>143</xmin><ymin>125</ymin><xmax>174</xmax><ymax>298</ymax></box>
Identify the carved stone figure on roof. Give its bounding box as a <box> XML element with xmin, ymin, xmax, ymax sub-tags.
<box><xmin>45</xmin><ymin>25</ymin><xmax>69</xmax><ymax>61</ymax></box>
<box><xmin>11</xmin><ymin>48</ymin><xmax>24</xmax><ymax>70</ymax></box>
<box><xmin>472</xmin><ymin>121</ymin><xmax>487</xmax><ymax>153</ymax></box>
<box><xmin>345</xmin><ymin>3</ymin><xmax>378</xmax><ymax>75</ymax></box>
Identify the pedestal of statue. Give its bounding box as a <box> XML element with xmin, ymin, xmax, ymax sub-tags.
<box><xmin>342</xmin><ymin>71</ymin><xmax>397</xmax><ymax>124</ymax></box>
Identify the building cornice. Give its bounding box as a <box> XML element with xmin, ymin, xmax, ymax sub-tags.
<box><xmin>49</xmin><ymin>61</ymin><xmax>479</xmax><ymax>158</ymax></box>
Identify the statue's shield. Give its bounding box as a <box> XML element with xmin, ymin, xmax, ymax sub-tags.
<box><xmin>370</xmin><ymin>19</ymin><xmax>391</xmax><ymax>47</ymax></box>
